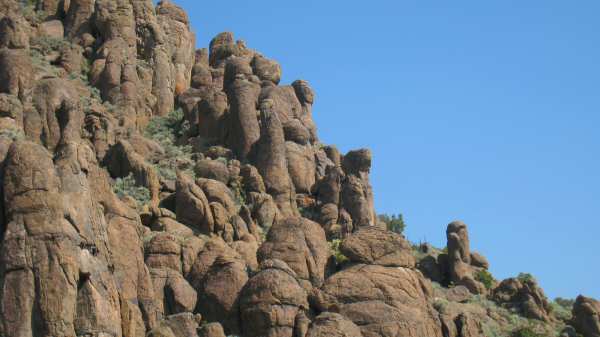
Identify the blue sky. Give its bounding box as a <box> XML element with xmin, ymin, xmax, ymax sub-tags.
<box><xmin>174</xmin><ymin>0</ymin><xmax>600</xmax><ymax>300</ymax></box>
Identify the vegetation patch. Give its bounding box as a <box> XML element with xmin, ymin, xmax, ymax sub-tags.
<box><xmin>0</xmin><ymin>127</ymin><xmax>24</xmax><ymax>141</ymax></box>
<box><xmin>377</xmin><ymin>213</ymin><xmax>406</xmax><ymax>234</ymax></box>
<box><xmin>330</xmin><ymin>239</ymin><xmax>348</xmax><ymax>265</ymax></box>
<box><xmin>475</xmin><ymin>269</ymin><xmax>495</xmax><ymax>290</ymax></box>
<box><xmin>517</xmin><ymin>272</ymin><xmax>536</xmax><ymax>283</ymax></box>
<box><xmin>145</xmin><ymin>108</ymin><xmax>195</xmax><ymax>181</ymax></box>
<box><xmin>113</xmin><ymin>173</ymin><xmax>151</xmax><ymax>210</ymax></box>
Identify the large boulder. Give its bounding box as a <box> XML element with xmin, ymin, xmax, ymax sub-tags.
<box><xmin>196</xmin><ymin>257</ymin><xmax>248</xmax><ymax>334</ymax></box>
<box><xmin>310</xmin><ymin>264</ymin><xmax>443</xmax><ymax>337</ymax></box>
<box><xmin>445</xmin><ymin>221</ymin><xmax>487</xmax><ymax>294</ymax></box>
<box><xmin>306</xmin><ymin>312</ymin><xmax>363</xmax><ymax>337</ymax></box>
<box><xmin>239</xmin><ymin>259</ymin><xmax>310</xmax><ymax>337</ymax></box>
<box><xmin>258</xmin><ymin>217</ymin><xmax>331</xmax><ymax>288</ymax></box>
<box><xmin>340</xmin><ymin>227</ymin><xmax>415</xmax><ymax>267</ymax></box>
<box><xmin>571</xmin><ymin>295</ymin><xmax>600</xmax><ymax>337</ymax></box>
<box><xmin>491</xmin><ymin>276</ymin><xmax>553</xmax><ymax>322</ymax></box>
<box><xmin>175</xmin><ymin>173</ymin><xmax>214</xmax><ymax>233</ymax></box>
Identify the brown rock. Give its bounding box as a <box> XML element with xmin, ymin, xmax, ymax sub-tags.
<box><xmin>0</xmin><ymin>48</ymin><xmax>32</xmax><ymax>100</ymax></box>
<box><xmin>39</xmin><ymin>19</ymin><xmax>64</xmax><ymax>39</ymax></box>
<box><xmin>251</xmin><ymin>53</ymin><xmax>281</xmax><ymax>84</ymax></box>
<box><xmin>239</xmin><ymin>259</ymin><xmax>309</xmax><ymax>337</ymax></box>
<box><xmin>195</xmin><ymin>158</ymin><xmax>230</xmax><ymax>184</ymax></box>
<box><xmin>446</xmin><ymin>221</ymin><xmax>486</xmax><ymax>294</ymax></box>
<box><xmin>254</xmin><ymin>99</ymin><xmax>298</xmax><ymax>216</ymax></box>
<box><xmin>571</xmin><ymin>295</ymin><xmax>600</xmax><ymax>337</ymax></box>
<box><xmin>197</xmin><ymin>258</ymin><xmax>249</xmax><ymax>334</ymax></box>
<box><xmin>0</xmin><ymin>15</ymin><xmax>30</xmax><ymax>48</ymax></box>
<box><xmin>306</xmin><ymin>312</ymin><xmax>363</xmax><ymax>337</ymax></box>
<box><xmin>470</xmin><ymin>251</ymin><xmax>489</xmax><ymax>269</ymax></box>
<box><xmin>198</xmin><ymin>322</ymin><xmax>227</xmax><ymax>337</ymax></box>
<box><xmin>145</xmin><ymin>233</ymin><xmax>182</xmax><ymax>272</ymax></box>
<box><xmin>340</xmin><ymin>227</ymin><xmax>415</xmax><ymax>267</ymax></box>
<box><xmin>175</xmin><ymin>173</ymin><xmax>214</xmax><ymax>234</ymax></box>
<box><xmin>310</xmin><ymin>264</ymin><xmax>443</xmax><ymax>337</ymax></box>
<box><xmin>492</xmin><ymin>276</ymin><xmax>553</xmax><ymax>322</ymax></box>
<box><xmin>104</xmin><ymin>140</ymin><xmax>161</xmax><ymax>203</ymax></box>
<box><xmin>240</xmin><ymin>164</ymin><xmax>266</xmax><ymax>193</ymax></box>
<box><xmin>225</xmin><ymin>74</ymin><xmax>261</xmax><ymax>160</ymax></box>
<box><xmin>258</xmin><ymin>217</ymin><xmax>331</xmax><ymax>287</ymax></box>
<box><xmin>286</xmin><ymin>141</ymin><xmax>316</xmax><ymax>194</ymax></box>
<box><xmin>196</xmin><ymin>177</ymin><xmax>237</xmax><ymax>215</ymax></box>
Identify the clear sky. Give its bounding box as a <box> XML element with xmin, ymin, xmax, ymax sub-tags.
<box><xmin>173</xmin><ymin>0</ymin><xmax>600</xmax><ymax>300</ymax></box>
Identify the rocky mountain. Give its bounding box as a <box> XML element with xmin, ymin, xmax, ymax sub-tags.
<box><xmin>0</xmin><ymin>0</ymin><xmax>597</xmax><ymax>337</ymax></box>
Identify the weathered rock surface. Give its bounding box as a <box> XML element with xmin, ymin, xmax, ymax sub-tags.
<box><xmin>306</xmin><ymin>312</ymin><xmax>363</xmax><ymax>337</ymax></box>
<box><xmin>492</xmin><ymin>276</ymin><xmax>553</xmax><ymax>322</ymax></box>
<box><xmin>239</xmin><ymin>259</ymin><xmax>309</xmax><ymax>337</ymax></box>
<box><xmin>571</xmin><ymin>296</ymin><xmax>600</xmax><ymax>337</ymax></box>
<box><xmin>445</xmin><ymin>221</ymin><xmax>487</xmax><ymax>294</ymax></box>
<box><xmin>258</xmin><ymin>217</ymin><xmax>331</xmax><ymax>288</ymax></box>
<box><xmin>340</xmin><ymin>227</ymin><xmax>415</xmax><ymax>267</ymax></box>
<box><xmin>311</xmin><ymin>264</ymin><xmax>443</xmax><ymax>337</ymax></box>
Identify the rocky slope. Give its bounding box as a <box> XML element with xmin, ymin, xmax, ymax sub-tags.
<box><xmin>0</xmin><ymin>1</ymin><xmax>597</xmax><ymax>337</ymax></box>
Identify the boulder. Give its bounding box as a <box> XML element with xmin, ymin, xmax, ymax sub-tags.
<box><xmin>196</xmin><ymin>257</ymin><xmax>249</xmax><ymax>334</ymax></box>
<box><xmin>194</xmin><ymin>159</ymin><xmax>229</xmax><ymax>184</ymax></box>
<box><xmin>175</xmin><ymin>173</ymin><xmax>214</xmax><ymax>233</ymax></box>
<box><xmin>258</xmin><ymin>217</ymin><xmax>331</xmax><ymax>288</ymax></box>
<box><xmin>492</xmin><ymin>276</ymin><xmax>552</xmax><ymax>322</ymax></box>
<box><xmin>239</xmin><ymin>259</ymin><xmax>309</xmax><ymax>337</ymax></box>
<box><xmin>571</xmin><ymin>296</ymin><xmax>600</xmax><ymax>337</ymax></box>
<box><xmin>306</xmin><ymin>312</ymin><xmax>363</xmax><ymax>337</ymax></box>
<box><xmin>310</xmin><ymin>264</ymin><xmax>443</xmax><ymax>337</ymax></box>
<box><xmin>340</xmin><ymin>227</ymin><xmax>415</xmax><ymax>267</ymax></box>
<box><xmin>198</xmin><ymin>322</ymin><xmax>227</xmax><ymax>337</ymax></box>
<box><xmin>446</xmin><ymin>221</ymin><xmax>486</xmax><ymax>294</ymax></box>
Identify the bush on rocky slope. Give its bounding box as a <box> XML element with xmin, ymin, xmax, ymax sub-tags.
<box><xmin>145</xmin><ymin>108</ymin><xmax>195</xmax><ymax>181</ymax></box>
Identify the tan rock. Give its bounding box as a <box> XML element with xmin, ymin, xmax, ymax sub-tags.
<box><xmin>340</xmin><ymin>227</ymin><xmax>415</xmax><ymax>267</ymax></box>
<box><xmin>258</xmin><ymin>217</ymin><xmax>330</xmax><ymax>288</ymax></box>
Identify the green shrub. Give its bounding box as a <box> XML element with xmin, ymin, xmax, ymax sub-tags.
<box><xmin>145</xmin><ymin>109</ymin><xmax>195</xmax><ymax>180</ymax></box>
<box><xmin>0</xmin><ymin>127</ymin><xmax>24</xmax><ymax>141</ymax></box>
<box><xmin>511</xmin><ymin>326</ymin><xmax>545</xmax><ymax>337</ymax></box>
<box><xmin>551</xmin><ymin>297</ymin><xmax>575</xmax><ymax>322</ymax></box>
<box><xmin>475</xmin><ymin>269</ymin><xmax>495</xmax><ymax>290</ymax></box>
<box><xmin>330</xmin><ymin>239</ymin><xmax>348</xmax><ymax>265</ymax></box>
<box><xmin>377</xmin><ymin>213</ymin><xmax>406</xmax><ymax>234</ymax></box>
<box><xmin>550</xmin><ymin>301</ymin><xmax>572</xmax><ymax>321</ymax></box>
<box><xmin>230</xmin><ymin>176</ymin><xmax>247</xmax><ymax>207</ymax></box>
<box><xmin>20</xmin><ymin>2</ymin><xmax>46</xmax><ymax>24</ymax></box>
<box><xmin>517</xmin><ymin>273</ymin><xmax>536</xmax><ymax>283</ymax></box>
<box><xmin>30</xmin><ymin>36</ymin><xmax>71</xmax><ymax>55</ymax></box>
<box><xmin>554</xmin><ymin>297</ymin><xmax>575</xmax><ymax>308</ymax></box>
<box><xmin>113</xmin><ymin>173</ymin><xmax>151</xmax><ymax>209</ymax></box>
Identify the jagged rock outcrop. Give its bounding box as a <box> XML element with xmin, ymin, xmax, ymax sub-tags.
<box><xmin>445</xmin><ymin>221</ymin><xmax>488</xmax><ymax>294</ymax></box>
<box><xmin>491</xmin><ymin>276</ymin><xmax>553</xmax><ymax>322</ymax></box>
<box><xmin>571</xmin><ymin>296</ymin><xmax>600</xmax><ymax>337</ymax></box>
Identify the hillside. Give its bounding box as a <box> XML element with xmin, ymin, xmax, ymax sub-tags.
<box><xmin>0</xmin><ymin>0</ymin><xmax>598</xmax><ymax>337</ymax></box>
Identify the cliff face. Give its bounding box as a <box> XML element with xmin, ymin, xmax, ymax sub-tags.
<box><xmin>0</xmin><ymin>1</ymin><xmax>596</xmax><ymax>337</ymax></box>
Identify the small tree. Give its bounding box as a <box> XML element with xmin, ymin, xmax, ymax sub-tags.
<box><xmin>378</xmin><ymin>213</ymin><xmax>406</xmax><ymax>235</ymax></box>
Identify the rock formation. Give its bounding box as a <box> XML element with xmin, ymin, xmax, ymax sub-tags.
<box><xmin>0</xmin><ymin>1</ymin><xmax>594</xmax><ymax>337</ymax></box>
